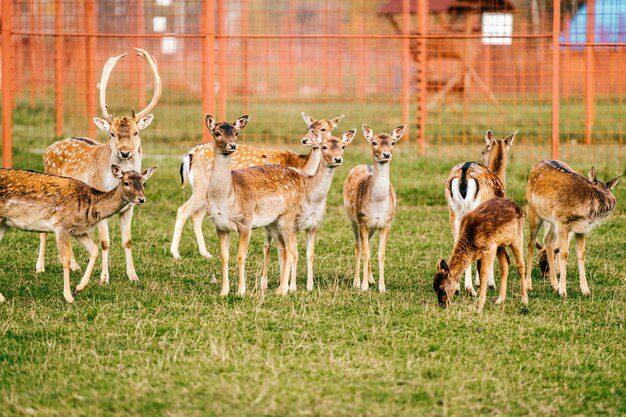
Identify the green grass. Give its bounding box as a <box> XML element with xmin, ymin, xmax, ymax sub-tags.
<box><xmin>0</xmin><ymin>132</ymin><xmax>625</xmax><ymax>416</ymax></box>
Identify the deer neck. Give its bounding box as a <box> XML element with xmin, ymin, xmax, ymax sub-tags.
<box><xmin>448</xmin><ymin>240</ymin><xmax>474</xmax><ymax>284</ymax></box>
<box><xmin>487</xmin><ymin>147</ymin><xmax>507</xmax><ymax>185</ymax></box>
<box><xmin>306</xmin><ymin>161</ymin><xmax>336</xmax><ymax>203</ymax></box>
<box><xmin>93</xmin><ymin>186</ymin><xmax>131</xmax><ymax>222</ymax></box>
<box><xmin>589</xmin><ymin>187</ymin><xmax>617</xmax><ymax>220</ymax></box>
<box><xmin>301</xmin><ymin>147</ymin><xmax>322</xmax><ymax>176</ymax></box>
<box><xmin>371</xmin><ymin>162</ymin><xmax>391</xmax><ymax>202</ymax></box>
<box><xmin>208</xmin><ymin>152</ymin><xmax>234</xmax><ymax>201</ymax></box>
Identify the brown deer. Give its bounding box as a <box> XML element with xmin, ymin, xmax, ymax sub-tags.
<box><xmin>204</xmin><ymin>114</ymin><xmax>307</xmax><ymax>297</ymax></box>
<box><xmin>444</xmin><ymin>130</ymin><xmax>516</xmax><ymax>296</ymax></box>
<box><xmin>170</xmin><ymin>112</ymin><xmax>344</xmax><ymax>260</ymax></box>
<box><xmin>525</xmin><ymin>160</ymin><xmax>620</xmax><ymax>298</ymax></box>
<box><xmin>0</xmin><ymin>165</ymin><xmax>157</xmax><ymax>303</ymax></box>
<box><xmin>37</xmin><ymin>48</ymin><xmax>161</xmax><ymax>287</ymax></box>
<box><xmin>344</xmin><ymin>124</ymin><xmax>405</xmax><ymax>293</ymax></box>
<box><xmin>434</xmin><ymin>198</ymin><xmax>528</xmax><ymax>312</ymax></box>
<box><xmin>260</xmin><ymin>128</ymin><xmax>356</xmax><ymax>292</ymax></box>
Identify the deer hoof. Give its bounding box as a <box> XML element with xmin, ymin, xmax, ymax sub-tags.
<box><xmin>495</xmin><ymin>296</ymin><xmax>505</xmax><ymax>305</ymax></box>
<box><xmin>465</xmin><ymin>287</ymin><xmax>477</xmax><ymax>297</ymax></box>
<box><xmin>581</xmin><ymin>287</ymin><xmax>591</xmax><ymax>296</ymax></box>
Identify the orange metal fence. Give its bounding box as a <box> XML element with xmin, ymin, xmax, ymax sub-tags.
<box><xmin>1</xmin><ymin>0</ymin><xmax>625</xmax><ymax>168</ymax></box>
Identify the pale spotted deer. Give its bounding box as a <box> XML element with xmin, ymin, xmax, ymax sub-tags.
<box><xmin>525</xmin><ymin>160</ymin><xmax>620</xmax><ymax>298</ymax></box>
<box><xmin>37</xmin><ymin>48</ymin><xmax>161</xmax><ymax>287</ymax></box>
<box><xmin>344</xmin><ymin>124</ymin><xmax>405</xmax><ymax>293</ymax></box>
<box><xmin>170</xmin><ymin>112</ymin><xmax>344</xmax><ymax>260</ymax></box>
<box><xmin>204</xmin><ymin>114</ymin><xmax>306</xmax><ymax>297</ymax></box>
<box><xmin>444</xmin><ymin>130</ymin><xmax>516</xmax><ymax>296</ymax></box>
<box><xmin>0</xmin><ymin>165</ymin><xmax>157</xmax><ymax>303</ymax></box>
<box><xmin>260</xmin><ymin>128</ymin><xmax>356</xmax><ymax>292</ymax></box>
<box><xmin>434</xmin><ymin>198</ymin><xmax>528</xmax><ymax>312</ymax></box>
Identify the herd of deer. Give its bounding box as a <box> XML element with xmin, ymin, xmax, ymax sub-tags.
<box><xmin>0</xmin><ymin>49</ymin><xmax>620</xmax><ymax>311</ymax></box>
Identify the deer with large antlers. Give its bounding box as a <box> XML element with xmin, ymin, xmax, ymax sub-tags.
<box><xmin>444</xmin><ymin>130</ymin><xmax>516</xmax><ymax>296</ymax></box>
<box><xmin>204</xmin><ymin>114</ymin><xmax>306</xmax><ymax>297</ymax></box>
<box><xmin>170</xmin><ymin>112</ymin><xmax>343</xmax><ymax>260</ymax></box>
<box><xmin>36</xmin><ymin>48</ymin><xmax>162</xmax><ymax>287</ymax></box>
<box><xmin>260</xmin><ymin>128</ymin><xmax>356</xmax><ymax>292</ymax></box>
<box><xmin>344</xmin><ymin>124</ymin><xmax>405</xmax><ymax>293</ymax></box>
<box><xmin>525</xmin><ymin>160</ymin><xmax>620</xmax><ymax>298</ymax></box>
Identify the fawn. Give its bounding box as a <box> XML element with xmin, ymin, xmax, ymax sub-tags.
<box><xmin>526</xmin><ymin>160</ymin><xmax>620</xmax><ymax>298</ymax></box>
<box><xmin>0</xmin><ymin>165</ymin><xmax>157</xmax><ymax>303</ymax></box>
<box><xmin>444</xmin><ymin>130</ymin><xmax>516</xmax><ymax>296</ymax></box>
<box><xmin>260</xmin><ymin>128</ymin><xmax>356</xmax><ymax>292</ymax></box>
<box><xmin>434</xmin><ymin>198</ymin><xmax>527</xmax><ymax>312</ymax></box>
<box><xmin>170</xmin><ymin>112</ymin><xmax>344</xmax><ymax>260</ymax></box>
<box><xmin>204</xmin><ymin>114</ymin><xmax>307</xmax><ymax>296</ymax></box>
<box><xmin>344</xmin><ymin>124</ymin><xmax>405</xmax><ymax>293</ymax></box>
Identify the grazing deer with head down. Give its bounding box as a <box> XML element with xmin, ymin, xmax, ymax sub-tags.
<box><xmin>260</xmin><ymin>128</ymin><xmax>356</xmax><ymax>292</ymax></box>
<box><xmin>0</xmin><ymin>165</ymin><xmax>157</xmax><ymax>303</ymax></box>
<box><xmin>205</xmin><ymin>114</ymin><xmax>306</xmax><ymax>297</ymax></box>
<box><xmin>434</xmin><ymin>198</ymin><xmax>528</xmax><ymax>312</ymax></box>
<box><xmin>170</xmin><ymin>112</ymin><xmax>344</xmax><ymax>260</ymax></box>
<box><xmin>444</xmin><ymin>130</ymin><xmax>516</xmax><ymax>296</ymax></box>
<box><xmin>37</xmin><ymin>48</ymin><xmax>161</xmax><ymax>287</ymax></box>
<box><xmin>525</xmin><ymin>160</ymin><xmax>620</xmax><ymax>298</ymax></box>
<box><xmin>344</xmin><ymin>124</ymin><xmax>405</xmax><ymax>293</ymax></box>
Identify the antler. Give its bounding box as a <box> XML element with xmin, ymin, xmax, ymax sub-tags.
<box><xmin>98</xmin><ymin>53</ymin><xmax>128</xmax><ymax>122</ymax></box>
<box><xmin>133</xmin><ymin>48</ymin><xmax>162</xmax><ymax>120</ymax></box>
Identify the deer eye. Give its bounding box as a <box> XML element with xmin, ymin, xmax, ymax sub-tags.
<box><xmin>110</xmin><ymin>133</ymin><xmax>116</xmax><ymax>138</ymax></box>
<box><xmin>134</xmin><ymin>132</ymin><xmax>139</xmax><ymax>136</ymax></box>
<box><xmin>341</xmin><ymin>145</ymin><xmax>345</xmax><ymax>150</ymax></box>
<box><xmin>214</xmin><ymin>131</ymin><xmax>221</xmax><ymax>137</ymax></box>
<box><xmin>322</xmin><ymin>145</ymin><xmax>328</xmax><ymax>150</ymax></box>
<box><xmin>372</xmin><ymin>141</ymin><xmax>378</xmax><ymax>146</ymax></box>
<box><xmin>123</xmin><ymin>181</ymin><xmax>130</xmax><ymax>187</ymax></box>
<box><xmin>321</xmin><ymin>128</ymin><xmax>326</xmax><ymax>132</ymax></box>
<box><xmin>235</xmin><ymin>132</ymin><xmax>239</xmax><ymax>136</ymax></box>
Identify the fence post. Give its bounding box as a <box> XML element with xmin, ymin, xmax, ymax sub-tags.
<box><xmin>217</xmin><ymin>0</ymin><xmax>227</xmax><ymax>122</ymax></box>
<box><xmin>86</xmin><ymin>0</ymin><xmax>96</xmax><ymax>138</ymax></box>
<box><xmin>54</xmin><ymin>0</ymin><xmax>64</xmax><ymax>137</ymax></box>
<box><xmin>2</xmin><ymin>0</ymin><xmax>13</xmax><ymax>168</ymax></box>
<box><xmin>401</xmin><ymin>0</ymin><xmax>410</xmax><ymax>139</ymax></box>
<box><xmin>584</xmin><ymin>0</ymin><xmax>594</xmax><ymax>145</ymax></box>
<box><xmin>551</xmin><ymin>0</ymin><xmax>560</xmax><ymax>160</ymax></box>
<box><xmin>416</xmin><ymin>0</ymin><xmax>428</xmax><ymax>155</ymax></box>
<box><xmin>202</xmin><ymin>0</ymin><xmax>216</xmax><ymax>143</ymax></box>
<box><xmin>241</xmin><ymin>0</ymin><xmax>248</xmax><ymax>113</ymax></box>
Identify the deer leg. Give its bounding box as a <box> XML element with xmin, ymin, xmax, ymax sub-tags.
<box><xmin>36</xmin><ymin>233</ymin><xmax>47</xmax><ymax>273</ymax></box>
<box><xmin>378</xmin><ymin>225</ymin><xmax>391</xmax><ymax>294</ymax></box>
<box><xmin>276</xmin><ymin>228</ymin><xmax>295</xmax><ymax>296</ymax></box>
<box><xmin>351</xmin><ymin>222</ymin><xmax>362</xmax><ymax>289</ymax></box>
<box><xmin>306</xmin><ymin>228</ymin><xmax>316</xmax><ymax>291</ymax></box>
<box><xmin>98</xmin><ymin>219</ymin><xmax>110</xmax><ymax>285</ymax></box>
<box><xmin>0</xmin><ymin>224</ymin><xmax>5</xmax><ymax>301</ymax></box>
<box><xmin>359</xmin><ymin>224</ymin><xmax>371</xmax><ymax>291</ymax></box>
<box><xmin>556</xmin><ymin>228</ymin><xmax>571</xmax><ymax>299</ymax></box>
<box><xmin>511</xmin><ymin>231</ymin><xmax>528</xmax><ymax>306</ymax></box>
<box><xmin>544</xmin><ymin>226</ymin><xmax>559</xmax><ymax>291</ymax></box>
<box><xmin>576</xmin><ymin>233</ymin><xmax>590</xmax><ymax>296</ymax></box>
<box><xmin>73</xmin><ymin>234</ymin><xmax>99</xmax><ymax>295</ymax></box>
<box><xmin>217</xmin><ymin>229</ymin><xmax>230</xmax><ymax>297</ymax></box>
<box><xmin>260</xmin><ymin>232</ymin><xmax>272</xmax><ymax>291</ymax></box>
<box><xmin>191</xmin><ymin>209</ymin><xmax>211</xmax><ymax>259</ymax></box>
<box><xmin>525</xmin><ymin>205</ymin><xmax>542</xmax><ymax>292</ymax></box>
<box><xmin>171</xmin><ymin>195</ymin><xmax>209</xmax><ymax>259</ymax></box>
<box><xmin>495</xmin><ymin>247</ymin><xmax>510</xmax><ymax>305</ymax></box>
<box><xmin>119</xmin><ymin>206</ymin><xmax>141</xmax><ymax>286</ymax></box>
<box><xmin>69</xmin><ymin>245</ymin><xmax>81</xmax><ymax>272</ymax></box>
<box><xmin>367</xmin><ymin>229</ymin><xmax>375</xmax><ymax>284</ymax></box>
<box><xmin>236</xmin><ymin>227</ymin><xmax>251</xmax><ymax>296</ymax></box>
<box><xmin>477</xmin><ymin>251</ymin><xmax>495</xmax><ymax>312</ymax></box>
<box><xmin>289</xmin><ymin>235</ymin><xmax>299</xmax><ymax>293</ymax></box>
<box><xmin>55</xmin><ymin>231</ymin><xmax>74</xmax><ymax>303</ymax></box>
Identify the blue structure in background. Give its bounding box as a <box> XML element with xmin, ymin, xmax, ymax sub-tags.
<box><xmin>563</xmin><ymin>0</ymin><xmax>626</xmax><ymax>45</ymax></box>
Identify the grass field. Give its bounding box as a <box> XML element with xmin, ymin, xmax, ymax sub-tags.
<box><xmin>0</xmin><ymin>127</ymin><xmax>625</xmax><ymax>416</ymax></box>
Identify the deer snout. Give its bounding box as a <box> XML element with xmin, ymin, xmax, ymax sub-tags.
<box><xmin>382</xmin><ymin>152</ymin><xmax>391</xmax><ymax>160</ymax></box>
<box><xmin>120</xmin><ymin>150</ymin><xmax>131</xmax><ymax>159</ymax></box>
<box><xmin>228</xmin><ymin>143</ymin><xmax>238</xmax><ymax>151</ymax></box>
<box><xmin>301</xmin><ymin>137</ymin><xmax>309</xmax><ymax>145</ymax></box>
<box><xmin>136</xmin><ymin>196</ymin><xmax>145</xmax><ymax>204</ymax></box>
<box><xmin>333</xmin><ymin>156</ymin><xmax>343</xmax><ymax>164</ymax></box>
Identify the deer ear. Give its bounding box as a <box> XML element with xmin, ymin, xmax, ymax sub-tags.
<box><xmin>309</xmin><ymin>129</ymin><xmax>322</xmax><ymax>146</ymax></box>
<box><xmin>588</xmin><ymin>166</ymin><xmax>597</xmax><ymax>183</ymax></box>
<box><xmin>93</xmin><ymin>117</ymin><xmax>111</xmax><ymax>132</ymax></box>
<box><xmin>392</xmin><ymin>124</ymin><xmax>406</xmax><ymax>142</ymax></box>
<box><xmin>111</xmin><ymin>165</ymin><xmax>123</xmax><ymax>179</ymax></box>
<box><xmin>341</xmin><ymin>128</ymin><xmax>357</xmax><ymax>146</ymax></box>
<box><xmin>141</xmin><ymin>165</ymin><xmax>158</xmax><ymax>181</ymax></box>
<box><xmin>137</xmin><ymin>114</ymin><xmax>154</xmax><ymax>130</ymax></box>
<box><xmin>301</xmin><ymin>112</ymin><xmax>315</xmax><ymax>127</ymax></box>
<box><xmin>606</xmin><ymin>174</ymin><xmax>621</xmax><ymax>190</ymax></box>
<box><xmin>234</xmin><ymin>114</ymin><xmax>250</xmax><ymax>131</ymax></box>
<box><xmin>505</xmin><ymin>131</ymin><xmax>517</xmax><ymax>149</ymax></box>
<box><xmin>484</xmin><ymin>130</ymin><xmax>495</xmax><ymax>146</ymax></box>
<box><xmin>205</xmin><ymin>114</ymin><xmax>216</xmax><ymax>131</ymax></box>
<box><xmin>436</xmin><ymin>259</ymin><xmax>449</xmax><ymax>273</ymax></box>
<box><xmin>330</xmin><ymin>114</ymin><xmax>345</xmax><ymax>128</ymax></box>
<box><xmin>362</xmin><ymin>124</ymin><xmax>374</xmax><ymax>143</ymax></box>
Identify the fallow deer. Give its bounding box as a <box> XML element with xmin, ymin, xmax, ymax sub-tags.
<box><xmin>260</xmin><ymin>128</ymin><xmax>356</xmax><ymax>292</ymax></box>
<box><xmin>525</xmin><ymin>160</ymin><xmax>620</xmax><ymax>298</ymax></box>
<box><xmin>170</xmin><ymin>112</ymin><xmax>344</xmax><ymax>260</ymax></box>
<box><xmin>0</xmin><ymin>165</ymin><xmax>157</xmax><ymax>303</ymax></box>
<box><xmin>37</xmin><ymin>48</ymin><xmax>161</xmax><ymax>287</ymax></box>
<box><xmin>444</xmin><ymin>130</ymin><xmax>516</xmax><ymax>296</ymax></box>
<box><xmin>344</xmin><ymin>124</ymin><xmax>405</xmax><ymax>293</ymax></box>
<box><xmin>434</xmin><ymin>198</ymin><xmax>528</xmax><ymax>312</ymax></box>
<box><xmin>204</xmin><ymin>114</ymin><xmax>306</xmax><ymax>297</ymax></box>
